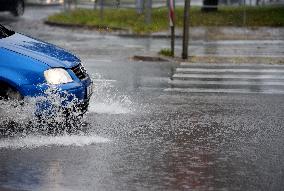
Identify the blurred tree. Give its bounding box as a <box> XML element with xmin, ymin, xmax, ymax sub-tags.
<box><xmin>201</xmin><ymin>0</ymin><xmax>219</xmax><ymax>12</ymax></box>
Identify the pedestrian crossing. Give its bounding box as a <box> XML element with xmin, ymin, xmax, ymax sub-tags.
<box><xmin>165</xmin><ymin>62</ymin><xmax>284</xmax><ymax>94</ymax></box>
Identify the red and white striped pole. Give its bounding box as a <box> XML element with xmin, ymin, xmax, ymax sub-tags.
<box><xmin>169</xmin><ymin>0</ymin><xmax>175</xmax><ymax>26</ymax></box>
<box><xmin>169</xmin><ymin>0</ymin><xmax>175</xmax><ymax>56</ymax></box>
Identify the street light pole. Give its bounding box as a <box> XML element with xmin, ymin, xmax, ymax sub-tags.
<box><xmin>182</xmin><ymin>0</ymin><xmax>191</xmax><ymax>59</ymax></box>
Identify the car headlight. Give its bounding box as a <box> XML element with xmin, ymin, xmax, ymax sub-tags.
<box><xmin>44</xmin><ymin>68</ymin><xmax>73</xmax><ymax>85</ymax></box>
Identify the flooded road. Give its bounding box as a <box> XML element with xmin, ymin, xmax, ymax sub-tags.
<box><xmin>0</xmin><ymin>5</ymin><xmax>284</xmax><ymax>191</ymax></box>
<box><xmin>1</xmin><ymin>93</ymin><xmax>284</xmax><ymax>191</ymax></box>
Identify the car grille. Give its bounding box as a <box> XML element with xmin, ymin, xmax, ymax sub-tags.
<box><xmin>71</xmin><ymin>64</ymin><xmax>87</xmax><ymax>80</ymax></box>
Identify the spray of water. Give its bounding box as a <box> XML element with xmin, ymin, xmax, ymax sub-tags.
<box><xmin>0</xmin><ymin>75</ymin><xmax>137</xmax><ymax>148</ymax></box>
<box><xmin>0</xmin><ymin>134</ymin><xmax>110</xmax><ymax>149</ymax></box>
<box><xmin>88</xmin><ymin>73</ymin><xmax>134</xmax><ymax>115</ymax></box>
<box><xmin>0</xmin><ymin>87</ymin><xmax>87</xmax><ymax>137</ymax></box>
<box><xmin>0</xmin><ymin>90</ymin><xmax>111</xmax><ymax>149</ymax></box>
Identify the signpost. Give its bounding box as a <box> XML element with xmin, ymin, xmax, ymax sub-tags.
<box><xmin>169</xmin><ymin>0</ymin><xmax>175</xmax><ymax>56</ymax></box>
<box><xmin>182</xmin><ymin>0</ymin><xmax>191</xmax><ymax>59</ymax></box>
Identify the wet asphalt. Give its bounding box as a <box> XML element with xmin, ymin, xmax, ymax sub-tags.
<box><xmin>0</xmin><ymin>5</ymin><xmax>284</xmax><ymax>191</ymax></box>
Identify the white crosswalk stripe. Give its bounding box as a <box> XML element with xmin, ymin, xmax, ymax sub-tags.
<box><xmin>173</xmin><ymin>73</ymin><xmax>284</xmax><ymax>80</ymax></box>
<box><xmin>165</xmin><ymin>63</ymin><xmax>284</xmax><ymax>94</ymax></box>
<box><xmin>176</xmin><ymin>68</ymin><xmax>284</xmax><ymax>74</ymax></box>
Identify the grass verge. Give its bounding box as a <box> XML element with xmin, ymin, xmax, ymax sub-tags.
<box><xmin>159</xmin><ymin>48</ymin><xmax>173</xmax><ymax>57</ymax></box>
<box><xmin>47</xmin><ymin>6</ymin><xmax>284</xmax><ymax>34</ymax></box>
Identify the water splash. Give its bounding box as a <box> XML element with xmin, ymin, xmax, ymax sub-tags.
<box><xmin>0</xmin><ymin>87</ymin><xmax>86</xmax><ymax>136</ymax></box>
<box><xmin>0</xmin><ymin>99</ymin><xmax>37</xmax><ymax>125</ymax></box>
<box><xmin>89</xmin><ymin>73</ymin><xmax>134</xmax><ymax>114</ymax></box>
<box><xmin>0</xmin><ymin>74</ymin><xmax>137</xmax><ymax>147</ymax></box>
<box><xmin>0</xmin><ymin>134</ymin><xmax>110</xmax><ymax>149</ymax></box>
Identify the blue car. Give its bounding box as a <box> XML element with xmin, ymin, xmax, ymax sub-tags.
<box><xmin>0</xmin><ymin>24</ymin><xmax>93</xmax><ymax>115</ymax></box>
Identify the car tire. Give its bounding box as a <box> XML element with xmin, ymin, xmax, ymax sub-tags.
<box><xmin>11</xmin><ymin>0</ymin><xmax>25</xmax><ymax>17</ymax></box>
<box><xmin>0</xmin><ymin>87</ymin><xmax>23</xmax><ymax>136</ymax></box>
<box><xmin>0</xmin><ymin>85</ymin><xmax>21</xmax><ymax>101</ymax></box>
<box><xmin>6</xmin><ymin>88</ymin><xmax>22</xmax><ymax>100</ymax></box>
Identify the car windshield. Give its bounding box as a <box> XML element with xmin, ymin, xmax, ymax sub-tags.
<box><xmin>0</xmin><ymin>24</ymin><xmax>15</xmax><ymax>39</ymax></box>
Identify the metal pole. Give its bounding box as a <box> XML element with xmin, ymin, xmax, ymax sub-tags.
<box><xmin>171</xmin><ymin>26</ymin><xmax>175</xmax><ymax>57</ymax></box>
<box><xmin>182</xmin><ymin>0</ymin><xmax>191</xmax><ymax>59</ymax></box>
<box><xmin>243</xmin><ymin>0</ymin><xmax>246</xmax><ymax>26</ymax></box>
<box><xmin>169</xmin><ymin>0</ymin><xmax>175</xmax><ymax>56</ymax></box>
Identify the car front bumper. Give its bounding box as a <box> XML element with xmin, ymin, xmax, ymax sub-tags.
<box><xmin>21</xmin><ymin>77</ymin><xmax>93</xmax><ymax>114</ymax></box>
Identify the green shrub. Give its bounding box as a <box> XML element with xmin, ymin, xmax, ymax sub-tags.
<box><xmin>159</xmin><ymin>48</ymin><xmax>173</xmax><ymax>57</ymax></box>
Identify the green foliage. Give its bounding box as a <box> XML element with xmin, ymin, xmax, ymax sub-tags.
<box><xmin>159</xmin><ymin>48</ymin><xmax>173</xmax><ymax>57</ymax></box>
<box><xmin>47</xmin><ymin>6</ymin><xmax>284</xmax><ymax>34</ymax></box>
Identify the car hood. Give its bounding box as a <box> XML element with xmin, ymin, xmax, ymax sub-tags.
<box><xmin>0</xmin><ymin>33</ymin><xmax>80</xmax><ymax>68</ymax></box>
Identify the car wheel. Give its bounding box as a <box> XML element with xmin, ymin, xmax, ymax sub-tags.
<box><xmin>0</xmin><ymin>87</ymin><xmax>23</xmax><ymax>136</ymax></box>
<box><xmin>12</xmin><ymin>0</ymin><xmax>25</xmax><ymax>17</ymax></box>
<box><xmin>5</xmin><ymin>87</ymin><xmax>22</xmax><ymax>101</ymax></box>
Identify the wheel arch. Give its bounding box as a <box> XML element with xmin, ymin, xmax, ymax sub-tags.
<box><xmin>0</xmin><ymin>78</ymin><xmax>23</xmax><ymax>97</ymax></box>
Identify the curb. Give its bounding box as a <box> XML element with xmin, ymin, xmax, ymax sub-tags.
<box><xmin>44</xmin><ymin>21</ymin><xmax>129</xmax><ymax>32</ymax></box>
<box><xmin>132</xmin><ymin>55</ymin><xmax>185</xmax><ymax>63</ymax></box>
<box><xmin>44</xmin><ymin>21</ymin><xmax>181</xmax><ymax>39</ymax></box>
<box><xmin>132</xmin><ymin>55</ymin><xmax>170</xmax><ymax>62</ymax></box>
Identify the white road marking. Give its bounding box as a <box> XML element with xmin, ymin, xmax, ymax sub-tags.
<box><xmin>168</xmin><ymin>63</ymin><xmax>284</xmax><ymax>95</ymax></box>
<box><xmin>173</xmin><ymin>73</ymin><xmax>284</xmax><ymax>80</ymax></box>
<box><xmin>169</xmin><ymin>80</ymin><xmax>284</xmax><ymax>86</ymax></box>
<box><xmin>164</xmin><ymin>88</ymin><xmax>284</xmax><ymax>94</ymax></box>
<box><xmin>180</xmin><ymin>62</ymin><xmax>284</xmax><ymax>68</ymax></box>
<box><xmin>176</xmin><ymin>68</ymin><xmax>284</xmax><ymax>73</ymax></box>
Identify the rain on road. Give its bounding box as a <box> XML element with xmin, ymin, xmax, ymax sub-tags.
<box><xmin>0</xmin><ymin>5</ymin><xmax>283</xmax><ymax>191</ymax></box>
